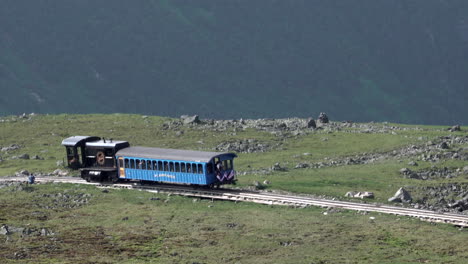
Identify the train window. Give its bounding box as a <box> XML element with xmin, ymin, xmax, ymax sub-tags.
<box><xmin>146</xmin><ymin>160</ymin><xmax>152</xmax><ymax>170</ymax></box>
<box><xmin>158</xmin><ymin>161</ymin><xmax>162</xmax><ymax>171</ymax></box>
<box><xmin>125</xmin><ymin>159</ymin><xmax>130</xmax><ymax>168</ymax></box>
<box><xmin>163</xmin><ymin>161</ymin><xmax>169</xmax><ymax>171</ymax></box>
<box><xmin>181</xmin><ymin>163</ymin><xmax>186</xmax><ymax>173</ymax></box>
<box><xmin>130</xmin><ymin>159</ymin><xmax>135</xmax><ymax>169</ymax></box>
<box><xmin>223</xmin><ymin>160</ymin><xmax>232</xmax><ymax>170</ymax></box>
<box><xmin>105</xmin><ymin>148</ymin><xmax>113</xmax><ymax>156</ymax></box>
<box><xmin>66</xmin><ymin>147</ymin><xmax>75</xmax><ymax>156</ymax></box>
<box><xmin>207</xmin><ymin>163</ymin><xmax>213</xmax><ymax>174</ymax></box>
<box><xmin>187</xmin><ymin>164</ymin><xmax>192</xmax><ymax>173</ymax></box>
<box><xmin>169</xmin><ymin>162</ymin><xmax>174</xmax><ymax>172</ymax></box>
<box><xmin>119</xmin><ymin>159</ymin><xmax>124</xmax><ymax>168</ymax></box>
<box><xmin>152</xmin><ymin>161</ymin><xmax>157</xmax><ymax>170</ymax></box>
<box><xmin>175</xmin><ymin>162</ymin><xmax>180</xmax><ymax>172</ymax></box>
<box><xmin>197</xmin><ymin>164</ymin><xmax>203</xmax><ymax>174</ymax></box>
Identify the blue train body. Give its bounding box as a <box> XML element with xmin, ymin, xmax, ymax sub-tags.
<box><xmin>62</xmin><ymin>136</ymin><xmax>237</xmax><ymax>186</ymax></box>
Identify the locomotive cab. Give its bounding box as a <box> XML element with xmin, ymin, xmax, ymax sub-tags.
<box><xmin>62</xmin><ymin>136</ymin><xmax>101</xmax><ymax>169</ymax></box>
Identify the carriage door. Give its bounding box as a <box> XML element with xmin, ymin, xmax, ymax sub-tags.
<box><xmin>118</xmin><ymin>157</ymin><xmax>125</xmax><ymax>178</ymax></box>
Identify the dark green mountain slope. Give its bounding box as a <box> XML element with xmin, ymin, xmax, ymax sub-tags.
<box><xmin>0</xmin><ymin>1</ymin><xmax>467</xmax><ymax>124</ymax></box>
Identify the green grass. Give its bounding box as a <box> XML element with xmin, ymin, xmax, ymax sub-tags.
<box><xmin>1</xmin><ymin>183</ymin><xmax>468</xmax><ymax>263</ymax></box>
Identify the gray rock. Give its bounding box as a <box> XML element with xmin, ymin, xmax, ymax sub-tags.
<box><xmin>448</xmin><ymin>125</ymin><xmax>461</xmax><ymax>132</ymax></box>
<box><xmin>18</xmin><ymin>154</ymin><xmax>30</xmax><ymax>160</ymax></box>
<box><xmin>388</xmin><ymin>188</ymin><xmax>412</xmax><ymax>203</ymax></box>
<box><xmin>439</xmin><ymin>142</ymin><xmax>449</xmax><ymax>149</ymax></box>
<box><xmin>16</xmin><ymin>170</ymin><xmax>30</xmax><ymax>176</ymax></box>
<box><xmin>0</xmin><ymin>225</ymin><xmax>9</xmax><ymax>235</ymax></box>
<box><xmin>295</xmin><ymin>163</ymin><xmax>310</xmax><ymax>169</ymax></box>
<box><xmin>345</xmin><ymin>191</ymin><xmax>374</xmax><ymax>199</ymax></box>
<box><xmin>307</xmin><ymin>118</ymin><xmax>316</xmax><ymax>129</ymax></box>
<box><xmin>52</xmin><ymin>169</ymin><xmax>69</xmax><ymax>176</ymax></box>
<box><xmin>407</xmin><ymin>161</ymin><xmax>418</xmax><ymax>166</ymax></box>
<box><xmin>181</xmin><ymin>115</ymin><xmax>200</xmax><ymax>125</ymax></box>
<box><xmin>31</xmin><ymin>155</ymin><xmax>44</xmax><ymax>160</ymax></box>
<box><xmin>271</xmin><ymin>162</ymin><xmax>286</xmax><ymax>171</ymax></box>
<box><xmin>56</xmin><ymin>160</ymin><xmax>64</xmax><ymax>167</ymax></box>
<box><xmin>318</xmin><ymin>112</ymin><xmax>329</xmax><ymax>124</ymax></box>
<box><xmin>399</xmin><ymin>168</ymin><xmax>413</xmax><ymax>176</ymax></box>
<box><xmin>1</xmin><ymin>144</ymin><xmax>21</xmax><ymax>152</ymax></box>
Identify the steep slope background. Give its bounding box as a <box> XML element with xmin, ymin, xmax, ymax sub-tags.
<box><xmin>0</xmin><ymin>0</ymin><xmax>467</xmax><ymax>124</ymax></box>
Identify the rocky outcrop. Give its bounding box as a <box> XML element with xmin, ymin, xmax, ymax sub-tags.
<box><xmin>388</xmin><ymin>188</ymin><xmax>412</xmax><ymax>203</ymax></box>
<box><xmin>215</xmin><ymin>139</ymin><xmax>275</xmax><ymax>153</ymax></box>
<box><xmin>180</xmin><ymin>115</ymin><xmax>200</xmax><ymax>125</ymax></box>
<box><xmin>345</xmin><ymin>191</ymin><xmax>375</xmax><ymax>199</ymax></box>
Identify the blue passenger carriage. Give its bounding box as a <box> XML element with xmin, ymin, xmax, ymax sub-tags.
<box><xmin>116</xmin><ymin>147</ymin><xmax>237</xmax><ymax>186</ymax></box>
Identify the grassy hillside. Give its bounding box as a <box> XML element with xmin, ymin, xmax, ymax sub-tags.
<box><xmin>1</xmin><ymin>114</ymin><xmax>468</xmax><ymax>263</ymax></box>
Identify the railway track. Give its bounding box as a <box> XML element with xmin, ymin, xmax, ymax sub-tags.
<box><xmin>2</xmin><ymin>176</ymin><xmax>468</xmax><ymax>227</ymax></box>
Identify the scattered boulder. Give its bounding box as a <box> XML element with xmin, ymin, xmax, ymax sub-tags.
<box><xmin>271</xmin><ymin>162</ymin><xmax>286</xmax><ymax>171</ymax></box>
<box><xmin>295</xmin><ymin>163</ymin><xmax>310</xmax><ymax>169</ymax></box>
<box><xmin>439</xmin><ymin>142</ymin><xmax>449</xmax><ymax>149</ymax></box>
<box><xmin>31</xmin><ymin>155</ymin><xmax>44</xmax><ymax>160</ymax></box>
<box><xmin>56</xmin><ymin>160</ymin><xmax>64</xmax><ymax>167</ymax></box>
<box><xmin>317</xmin><ymin>112</ymin><xmax>329</xmax><ymax>124</ymax></box>
<box><xmin>52</xmin><ymin>169</ymin><xmax>69</xmax><ymax>176</ymax></box>
<box><xmin>388</xmin><ymin>188</ymin><xmax>412</xmax><ymax>203</ymax></box>
<box><xmin>448</xmin><ymin>197</ymin><xmax>468</xmax><ymax>211</ymax></box>
<box><xmin>407</xmin><ymin>161</ymin><xmax>418</xmax><ymax>166</ymax></box>
<box><xmin>399</xmin><ymin>168</ymin><xmax>417</xmax><ymax>179</ymax></box>
<box><xmin>0</xmin><ymin>225</ymin><xmax>10</xmax><ymax>235</ymax></box>
<box><xmin>16</xmin><ymin>154</ymin><xmax>30</xmax><ymax>160</ymax></box>
<box><xmin>448</xmin><ymin>125</ymin><xmax>461</xmax><ymax>132</ymax></box>
<box><xmin>307</xmin><ymin>118</ymin><xmax>316</xmax><ymax>129</ymax></box>
<box><xmin>345</xmin><ymin>191</ymin><xmax>374</xmax><ymax>199</ymax></box>
<box><xmin>180</xmin><ymin>115</ymin><xmax>200</xmax><ymax>125</ymax></box>
<box><xmin>263</xmin><ymin>180</ymin><xmax>270</xmax><ymax>185</ymax></box>
<box><xmin>215</xmin><ymin>139</ymin><xmax>273</xmax><ymax>153</ymax></box>
<box><xmin>15</xmin><ymin>170</ymin><xmax>30</xmax><ymax>176</ymax></box>
<box><xmin>1</xmin><ymin>144</ymin><xmax>21</xmax><ymax>152</ymax></box>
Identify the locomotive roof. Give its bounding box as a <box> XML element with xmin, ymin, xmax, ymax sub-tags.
<box><xmin>116</xmin><ymin>146</ymin><xmax>237</xmax><ymax>163</ymax></box>
<box><xmin>86</xmin><ymin>140</ymin><xmax>129</xmax><ymax>148</ymax></box>
<box><xmin>62</xmin><ymin>136</ymin><xmax>101</xmax><ymax>147</ymax></box>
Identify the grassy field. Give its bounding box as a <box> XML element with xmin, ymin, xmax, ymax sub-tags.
<box><xmin>1</xmin><ymin>183</ymin><xmax>468</xmax><ymax>264</ymax></box>
<box><xmin>1</xmin><ymin>114</ymin><xmax>468</xmax><ymax>263</ymax></box>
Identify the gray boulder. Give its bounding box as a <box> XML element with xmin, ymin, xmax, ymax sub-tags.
<box><xmin>388</xmin><ymin>188</ymin><xmax>412</xmax><ymax>203</ymax></box>
<box><xmin>345</xmin><ymin>191</ymin><xmax>375</xmax><ymax>199</ymax></box>
<box><xmin>307</xmin><ymin>118</ymin><xmax>316</xmax><ymax>129</ymax></box>
<box><xmin>1</xmin><ymin>144</ymin><xmax>21</xmax><ymax>152</ymax></box>
<box><xmin>318</xmin><ymin>112</ymin><xmax>329</xmax><ymax>124</ymax></box>
<box><xmin>0</xmin><ymin>225</ymin><xmax>9</xmax><ymax>235</ymax></box>
<box><xmin>180</xmin><ymin>115</ymin><xmax>200</xmax><ymax>125</ymax></box>
<box><xmin>52</xmin><ymin>169</ymin><xmax>69</xmax><ymax>176</ymax></box>
<box><xmin>271</xmin><ymin>162</ymin><xmax>286</xmax><ymax>171</ymax></box>
<box><xmin>449</xmin><ymin>125</ymin><xmax>461</xmax><ymax>132</ymax></box>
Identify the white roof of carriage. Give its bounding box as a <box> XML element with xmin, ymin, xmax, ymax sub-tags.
<box><xmin>116</xmin><ymin>146</ymin><xmax>237</xmax><ymax>163</ymax></box>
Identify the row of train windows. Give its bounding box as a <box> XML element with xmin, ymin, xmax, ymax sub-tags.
<box><xmin>121</xmin><ymin>159</ymin><xmax>205</xmax><ymax>174</ymax></box>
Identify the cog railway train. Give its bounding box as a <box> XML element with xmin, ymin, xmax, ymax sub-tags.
<box><xmin>62</xmin><ymin>136</ymin><xmax>237</xmax><ymax>187</ymax></box>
